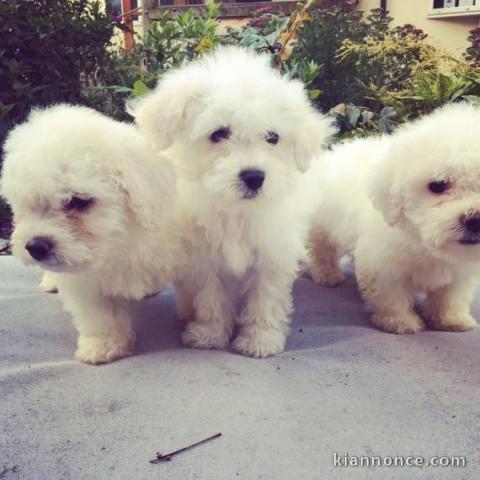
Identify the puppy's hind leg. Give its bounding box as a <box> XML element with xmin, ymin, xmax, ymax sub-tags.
<box><xmin>173</xmin><ymin>281</ymin><xmax>195</xmax><ymax>322</ymax></box>
<box><xmin>423</xmin><ymin>279</ymin><xmax>477</xmax><ymax>332</ymax></box>
<box><xmin>308</xmin><ymin>225</ymin><xmax>345</xmax><ymax>286</ymax></box>
<box><xmin>356</xmin><ymin>262</ymin><xmax>424</xmax><ymax>335</ymax></box>
<box><xmin>59</xmin><ymin>275</ymin><xmax>135</xmax><ymax>364</ymax></box>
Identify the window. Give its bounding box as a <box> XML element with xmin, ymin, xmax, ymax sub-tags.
<box><xmin>429</xmin><ymin>0</ymin><xmax>480</xmax><ymax>17</ymax></box>
<box><xmin>105</xmin><ymin>0</ymin><xmax>122</xmax><ymax>18</ymax></box>
<box><xmin>105</xmin><ymin>1</ymin><xmax>139</xmax><ymax>20</ymax></box>
<box><xmin>156</xmin><ymin>0</ymin><xmax>270</xmax><ymax>4</ymax></box>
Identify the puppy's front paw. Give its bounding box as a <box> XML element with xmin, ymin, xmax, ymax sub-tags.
<box><xmin>371</xmin><ymin>312</ymin><xmax>425</xmax><ymax>335</ymax></box>
<box><xmin>39</xmin><ymin>272</ymin><xmax>58</xmax><ymax>293</ymax></box>
<box><xmin>181</xmin><ymin>321</ymin><xmax>230</xmax><ymax>350</ymax></box>
<box><xmin>75</xmin><ymin>334</ymin><xmax>135</xmax><ymax>365</ymax></box>
<box><xmin>176</xmin><ymin>299</ymin><xmax>195</xmax><ymax>323</ymax></box>
<box><xmin>309</xmin><ymin>264</ymin><xmax>345</xmax><ymax>287</ymax></box>
<box><xmin>425</xmin><ymin>313</ymin><xmax>477</xmax><ymax>332</ymax></box>
<box><xmin>232</xmin><ymin>327</ymin><xmax>286</xmax><ymax>358</ymax></box>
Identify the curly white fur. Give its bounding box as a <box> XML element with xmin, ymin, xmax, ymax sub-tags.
<box><xmin>1</xmin><ymin>105</ymin><xmax>188</xmax><ymax>364</ymax></box>
<box><xmin>131</xmin><ymin>47</ymin><xmax>335</xmax><ymax>357</ymax></box>
<box><xmin>308</xmin><ymin>103</ymin><xmax>480</xmax><ymax>334</ymax></box>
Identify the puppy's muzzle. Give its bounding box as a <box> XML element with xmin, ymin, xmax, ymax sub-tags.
<box><xmin>460</xmin><ymin>213</ymin><xmax>480</xmax><ymax>245</ymax></box>
<box><xmin>25</xmin><ymin>237</ymin><xmax>54</xmax><ymax>261</ymax></box>
<box><xmin>239</xmin><ymin>169</ymin><xmax>265</xmax><ymax>198</ymax></box>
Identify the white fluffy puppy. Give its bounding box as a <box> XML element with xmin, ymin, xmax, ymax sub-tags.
<box><xmin>131</xmin><ymin>47</ymin><xmax>334</xmax><ymax>357</ymax></box>
<box><xmin>1</xmin><ymin>105</ymin><xmax>184</xmax><ymax>364</ymax></box>
<box><xmin>309</xmin><ymin>103</ymin><xmax>480</xmax><ymax>334</ymax></box>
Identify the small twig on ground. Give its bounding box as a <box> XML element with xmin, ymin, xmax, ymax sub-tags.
<box><xmin>150</xmin><ymin>433</ymin><xmax>222</xmax><ymax>464</ymax></box>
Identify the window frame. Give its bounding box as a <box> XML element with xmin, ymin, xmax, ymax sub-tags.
<box><xmin>428</xmin><ymin>0</ymin><xmax>480</xmax><ymax>18</ymax></box>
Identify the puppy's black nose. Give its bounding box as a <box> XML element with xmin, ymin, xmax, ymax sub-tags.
<box><xmin>25</xmin><ymin>237</ymin><xmax>54</xmax><ymax>261</ymax></box>
<box><xmin>239</xmin><ymin>169</ymin><xmax>265</xmax><ymax>192</ymax></box>
<box><xmin>463</xmin><ymin>214</ymin><xmax>480</xmax><ymax>234</ymax></box>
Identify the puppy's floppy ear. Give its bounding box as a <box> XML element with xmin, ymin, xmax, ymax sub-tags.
<box><xmin>294</xmin><ymin>110</ymin><xmax>336</xmax><ymax>173</ymax></box>
<box><xmin>368</xmin><ymin>149</ymin><xmax>404</xmax><ymax>227</ymax></box>
<box><xmin>114</xmin><ymin>146</ymin><xmax>177</xmax><ymax>230</ymax></box>
<box><xmin>127</xmin><ymin>68</ymin><xmax>206</xmax><ymax>151</ymax></box>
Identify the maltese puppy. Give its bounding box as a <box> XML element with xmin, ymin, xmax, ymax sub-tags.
<box><xmin>1</xmin><ymin>105</ymin><xmax>185</xmax><ymax>364</ymax></box>
<box><xmin>309</xmin><ymin>103</ymin><xmax>480</xmax><ymax>334</ymax></box>
<box><xmin>131</xmin><ymin>47</ymin><xmax>334</xmax><ymax>357</ymax></box>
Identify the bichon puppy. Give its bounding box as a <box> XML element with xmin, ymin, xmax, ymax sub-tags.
<box><xmin>1</xmin><ymin>104</ymin><xmax>185</xmax><ymax>364</ymax></box>
<box><xmin>131</xmin><ymin>47</ymin><xmax>334</xmax><ymax>357</ymax></box>
<box><xmin>309</xmin><ymin>103</ymin><xmax>480</xmax><ymax>334</ymax></box>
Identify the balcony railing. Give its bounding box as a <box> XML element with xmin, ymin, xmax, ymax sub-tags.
<box><xmin>147</xmin><ymin>0</ymin><xmax>298</xmax><ymax>18</ymax></box>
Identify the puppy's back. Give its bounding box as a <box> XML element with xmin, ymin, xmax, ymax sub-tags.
<box><xmin>309</xmin><ymin>136</ymin><xmax>388</xmax><ymax>254</ymax></box>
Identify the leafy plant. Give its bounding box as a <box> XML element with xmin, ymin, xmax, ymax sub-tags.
<box><xmin>0</xmin><ymin>0</ymin><xmax>121</xmax><ymax>230</ymax></box>
<box><xmin>85</xmin><ymin>2</ymin><xmax>221</xmax><ymax>119</ymax></box>
<box><xmin>337</xmin><ymin>21</ymin><xmax>436</xmax><ymax>96</ymax></box>
<box><xmin>288</xmin><ymin>1</ymin><xmax>368</xmax><ymax>110</ymax></box>
<box><xmin>224</xmin><ymin>3</ymin><xmax>323</xmax><ymax>99</ymax></box>
<box><xmin>461</xmin><ymin>69</ymin><xmax>480</xmax><ymax>104</ymax></box>
<box><xmin>0</xmin><ymin>0</ymin><xmax>119</xmax><ymax>148</ymax></box>
<box><xmin>393</xmin><ymin>72</ymin><xmax>474</xmax><ymax>115</ymax></box>
<box><xmin>329</xmin><ymin>103</ymin><xmax>398</xmax><ymax>139</ymax></box>
<box><xmin>465</xmin><ymin>26</ymin><xmax>480</xmax><ymax>68</ymax></box>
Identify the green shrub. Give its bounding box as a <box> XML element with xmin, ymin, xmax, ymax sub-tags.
<box><xmin>288</xmin><ymin>1</ymin><xmax>368</xmax><ymax>110</ymax></box>
<box><xmin>85</xmin><ymin>3</ymin><xmax>221</xmax><ymax>120</ymax></box>
<box><xmin>466</xmin><ymin>26</ymin><xmax>480</xmax><ymax>68</ymax></box>
<box><xmin>0</xmin><ymin>0</ymin><xmax>120</xmax><ymax>230</ymax></box>
<box><xmin>235</xmin><ymin>1</ymin><xmax>480</xmax><ymax>138</ymax></box>
<box><xmin>337</xmin><ymin>22</ymin><xmax>435</xmax><ymax>101</ymax></box>
<box><xmin>392</xmin><ymin>71</ymin><xmax>480</xmax><ymax>116</ymax></box>
<box><xmin>0</xmin><ymin>0</ymin><xmax>119</xmax><ymax>145</ymax></box>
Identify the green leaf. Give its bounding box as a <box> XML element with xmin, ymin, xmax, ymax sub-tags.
<box><xmin>464</xmin><ymin>95</ymin><xmax>480</xmax><ymax>106</ymax></box>
<box><xmin>346</xmin><ymin>105</ymin><xmax>361</xmax><ymax>127</ymax></box>
<box><xmin>360</xmin><ymin>110</ymin><xmax>374</xmax><ymax>124</ymax></box>
<box><xmin>195</xmin><ymin>36</ymin><xmax>214</xmax><ymax>53</ymax></box>
<box><xmin>132</xmin><ymin>80</ymin><xmax>150</xmax><ymax>97</ymax></box>
<box><xmin>378</xmin><ymin>117</ymin><xmax>391</xmax><ymax>134</ymax></box>
<box><xmin>380</xmin><ymin>106</ymin><xmax>397</xmax><ymax>118</ymax></box>
<box><xmin>0</xmin><ymin>103</ymin><xmax>15</xmax><ymax>119</ymax></box>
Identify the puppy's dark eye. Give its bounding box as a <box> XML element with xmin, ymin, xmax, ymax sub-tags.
<box><xmin>265</xmin><ymin>131</ymin><xmax>279</xmax><ymax>145</ymax></box>
<box><xmin>65</xmin><ymin>196</ymin><xmax>94</xmax><ymax>212</ymax></box>
<box><xmin>428</xmin><ymin>180</ymin><xmax>450</xmax><ymax>194</ymax></box>
<box><xmin>209</xmin><ymin>127</ymin><xmax>231</xmax><ymax>143</ymax></box>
